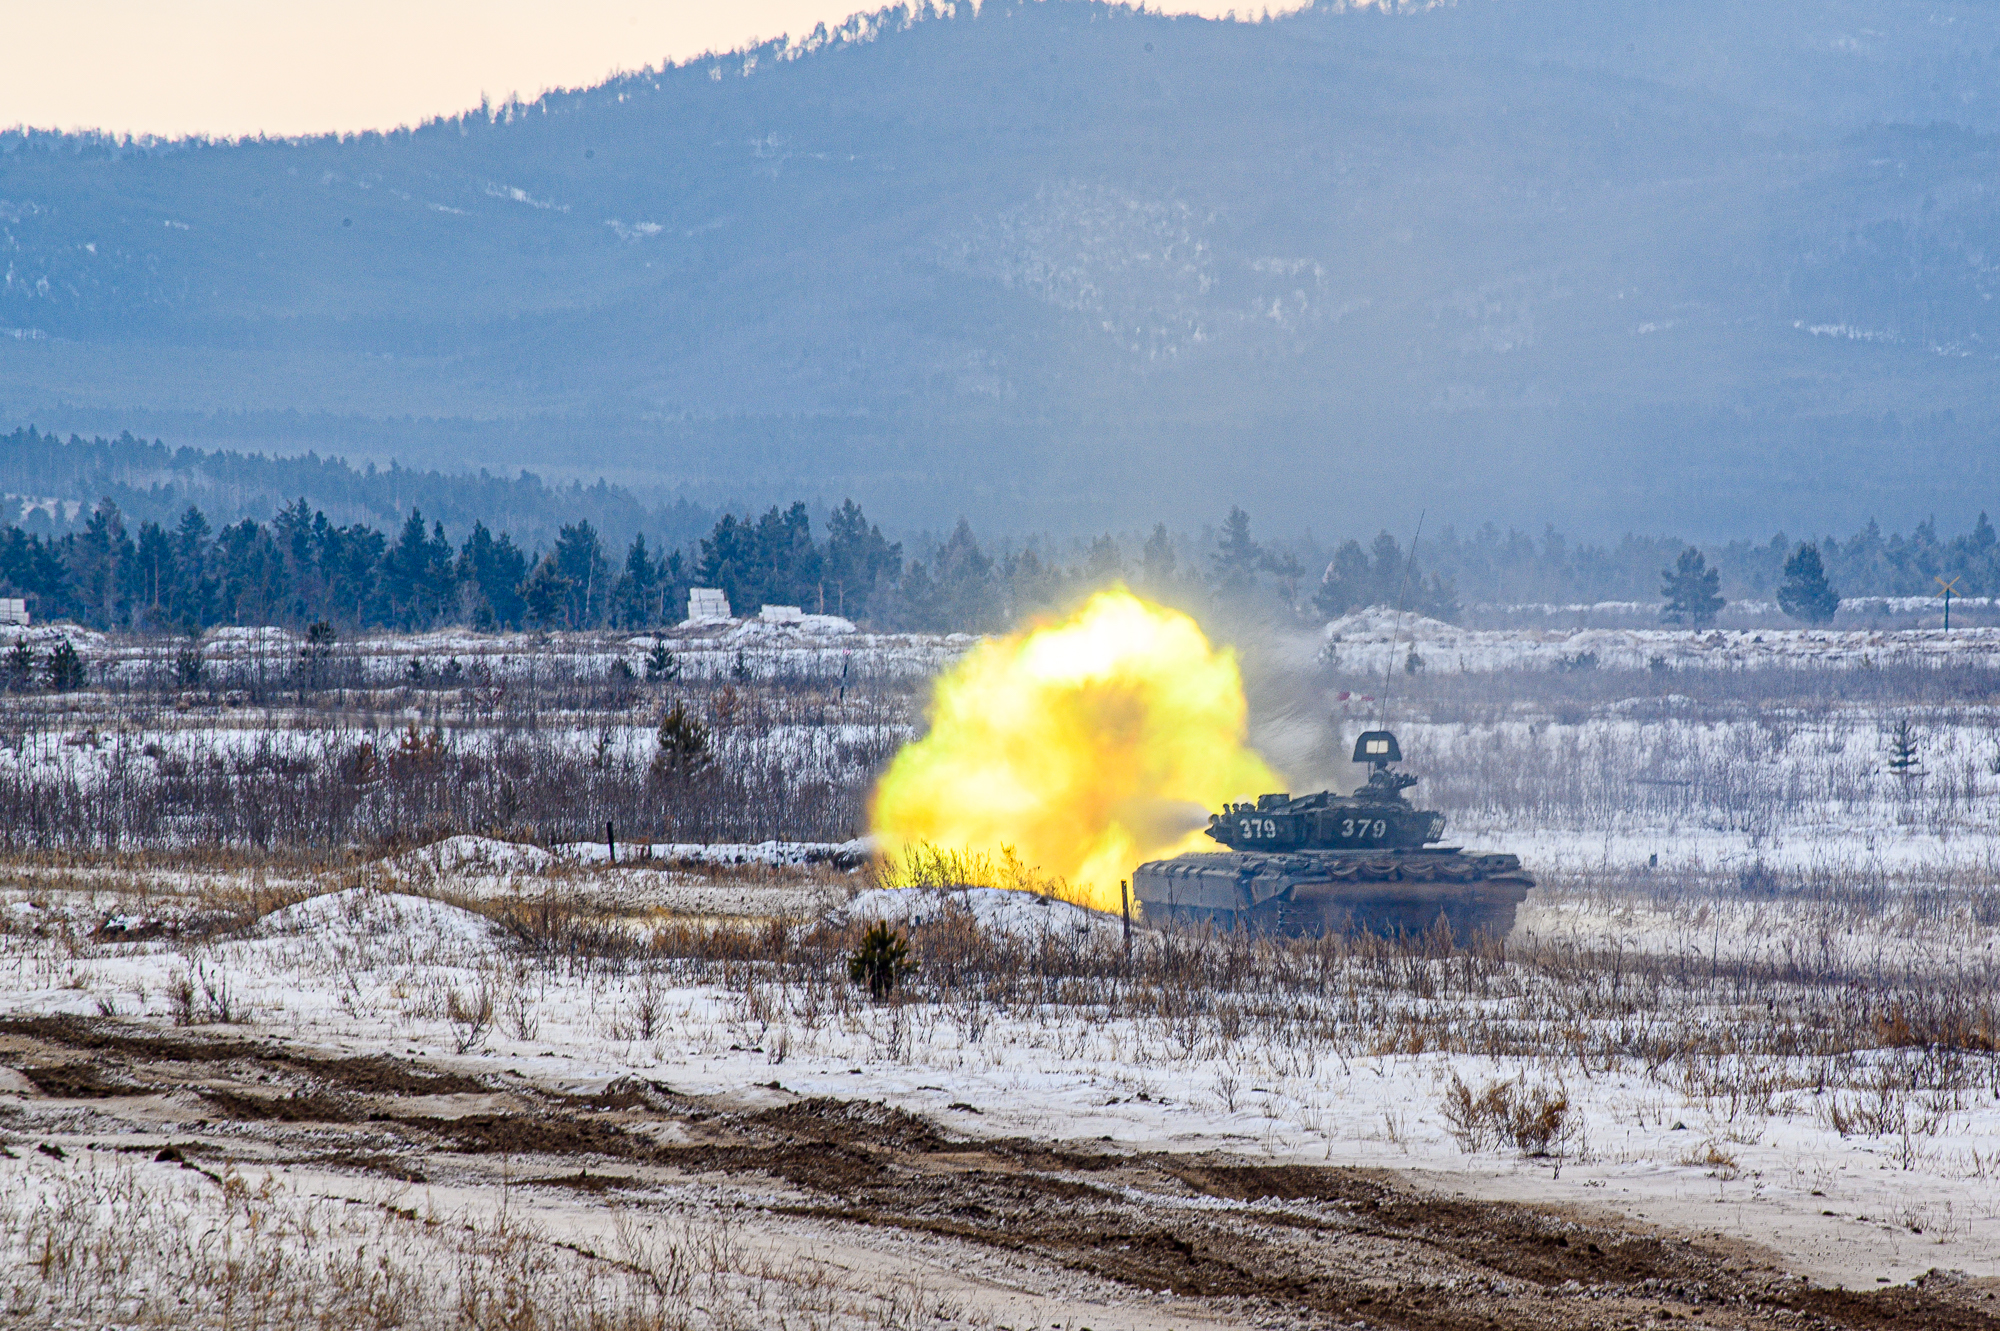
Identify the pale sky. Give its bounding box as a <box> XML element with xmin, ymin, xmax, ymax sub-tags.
<box><xmin>0</xmin><ymin>1</ymin><xmax>1305</xmax><ymax>141</ymax></box>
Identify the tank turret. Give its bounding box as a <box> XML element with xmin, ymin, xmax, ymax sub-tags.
<box><xmin>1133</xmin><ymin>729</ymin><xmax>1533</xmax><ymax>938</ymax></box>
<box><xmin>1205</xmin><ymin>731</ymin><xmax>1447</xmax><ymax>852</ymax></box>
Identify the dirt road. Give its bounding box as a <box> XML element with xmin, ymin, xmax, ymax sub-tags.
<box><xmin>4</xmin><ymin>1015</ymin><xmax>1995</xmax><ymax>1331</ymax></box>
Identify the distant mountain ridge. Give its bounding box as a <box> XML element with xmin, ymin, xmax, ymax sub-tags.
<box><xmin>0</xmin><ymin>426</ymin><xmax>715</xmax><ymax>556</ymax></box>
<box><xmin>2</xmin><ymin>0</ymin><xmax>1997</xmax><ymax>536</ymax></box>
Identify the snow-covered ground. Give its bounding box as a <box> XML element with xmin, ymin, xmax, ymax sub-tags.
<box><xmin>1466</xmin><ymin>596</ymin><xmax>2000</xmax><ymax>631</ymax></box>
<box><xmin>26</xmin><ymin>619</ymin><xmax>975</xmax><ymax>688</ymax></box>
<box><xmin>1323</xmin><ymin>608</ymin><xmax>2000</xmax><ymax>673</ymax></box>
<box><xmin>4</xmin><ymin>619</ymin><xmax>2000</xmax><ymax>1301</ymax></box>
<box><xmin>3</xmin><ymin>852</ymin><xmax>1995</xmax><ymax>1290</ymax></box>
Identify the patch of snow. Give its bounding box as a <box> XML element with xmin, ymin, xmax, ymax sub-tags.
<box><xmin>255</xmin><ymin>887</ymin><xmax>498</xmax><ymax>947</ymax></box>
<box><xmin>558</xmin><ymin>838</ymin><xmax>872</xmax><ymax>869</ymax></box>
<box><xmin>203</xmin><ymin>625</ymin><xmax>296</xmax><ymax>649</ymax></box>
<box><xmin>1794</xmin><ymin>319</ymin><xmax>1897</xmax><ymax>342</ymax></box>
<box><xmin>833</xmin><ymin>886</ymin><xmax>1122</xmax><ymax>943</ymax></box>
<box><xmin>483</xmin><ymin>182</ymin><xmax>567</xmax><ymax>212</ymax></box>
<box><xmin>1320</xmin><ymin>612</ymin><xmax>2000</xmax><ymax>672</ymax></box>
<box><xmin>0</xmin><ymin>624</ymin><xmax>107</xmax><ymax>650</ymax></box>
<box><xmin>722</xmin><ymin>614</ymin><xmax>857</xmax><ymax>641</ymax></box>
<box><xmin>387</xmin><ymin>835</ymin><xmax>555</xmax><ymax>880</ymax></box>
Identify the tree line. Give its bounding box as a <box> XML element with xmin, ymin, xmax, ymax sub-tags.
<box><xmin>0</xmin><ymin>496</ymin><xmax>846</xmax><ymax>634</ymax></box>
<box><xmin>1420</xmin><ymin>514</ymin><xmax>2000</xmax><ymax>607</ymax></box>
<box><xmin>0</xmin><ymin>492</ymin><xmax>1434</xmax><ymax>635</ymax></box>
<box><xmin>0</xmin><ymin>486</ymin><xmax>1992</xmax><ymax>636</ymax></box>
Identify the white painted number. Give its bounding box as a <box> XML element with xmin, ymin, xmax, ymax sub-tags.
<box><xmin>1339</xmin><ymin>819</ymin><xmax>1389</xmax><ymax>839</ymax></box>
<box><xmin>1237</xmin><ymin>818</ymin><xmax>1279</xmax><ymax>839</ymax></box>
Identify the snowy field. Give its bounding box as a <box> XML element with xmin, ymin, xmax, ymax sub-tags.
<box><xmin>1</xmin><ymin>619</ymin><xmax>1998</xmax><ymax>1328</ymax></box>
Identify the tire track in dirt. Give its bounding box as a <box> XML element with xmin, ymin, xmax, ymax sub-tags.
<box><xmin>5</xmin><ymin>1017</ymin><xmax>1997</xmax><ymax>1330</ymax></box>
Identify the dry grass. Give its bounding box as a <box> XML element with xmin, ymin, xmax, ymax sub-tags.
<box><xmin>1441</xmin><ymin>1072</ymin><xmax>1576</xmax><ymax>1159</ymax></box>
<box><xmin>8</xmin><ymin>631</ymin><xmax>2000</xmax><ymax>1183</ymax></box>
<box><xmin>358</xmin><ymin>860</ymin><xmax>2000</xmax><ymax>1155</ymax></box>
<box><xmin>0</xmin><ymin>639</ymin><xmax>918</xmax><ymax>855</ymax></box>
<box><xmin>873</xmin><ymin>841</ymin><xmax>1096</xmax><ymax>910</ymax></box>
<box><xmin>0</xmin><ymin>1157</ymin><xmax>959</xmax><ymax>1330</ymax></box>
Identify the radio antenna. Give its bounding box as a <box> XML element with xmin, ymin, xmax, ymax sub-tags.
<box><xmin>1376</xmin><ymin>511</ymin><xmax>1426</xmax><ymax>735</ymax></box>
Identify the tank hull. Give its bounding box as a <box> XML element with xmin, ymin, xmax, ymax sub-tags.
<box><xmin>1132</xmin><ymin>848</ymin><xmax>1532</xmax><ymax>939</ymax></box>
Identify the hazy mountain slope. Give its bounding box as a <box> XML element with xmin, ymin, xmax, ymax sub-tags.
<box><xmin>1</xmin><ymin>0</ymin><xmax>1997</xmax><ymax>536</ymax></box>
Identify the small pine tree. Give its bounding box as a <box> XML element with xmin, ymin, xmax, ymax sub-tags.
<box><xmin>173</xmin><ymin>640</ymin><xmax>205</xmax><ymax>689</ymax></box>
<box><xmin>848</xmin><ymin>922</ymin><xmax>914</xmax><ymax>1000</ymax></box>
<box><xmin>1776</xmin><ymin>542</ymin><xmax>1840</xmax><ymax>624</ymax></box>
<box><xmin>1886</xmin><ymin>718</ymin><xmax>1921</xmax><ymax>777</ymax></box>
<box><xmin>645</xmin><ymin>637</ymin><xmax>679</xmax><ymax>683</ymax></box>
<box><xmin>651</xmin><ymin>700</ymin><xmax>711</xmax><ymax>775</ymax></box>
<box><xmin>300</xmin><ymin>620</ymin><xmax>336</xmax><ymax>691</ymax></box>
<box><xmin>389</xmin><ymin>723</ymin><xmax>447</xmax><ymax>777</ymax></box>
<box><xmin>1660</xmin><ymin>549</ymin><xmax>1725</xmax><ymax>627</ymax></box>
<box><xmin>3</xmin><ymin>639</ymin><xmax>32</xmax><ymax>691</ymax></box>
<box><xmin>45</xmin><ymin>637</ymin><xmax>85</xmax><ymax>693</ymax></box>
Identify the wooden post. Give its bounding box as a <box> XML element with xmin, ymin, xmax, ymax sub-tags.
<box><xmin>1120</xmin><ymin>880</ymin><xmax>1132</xmax><ymax>956</ymax></box>
<box><xmin>606</xmin><ymin>820</ymin><xmax>616</xmax><ymax>865</ymax></box>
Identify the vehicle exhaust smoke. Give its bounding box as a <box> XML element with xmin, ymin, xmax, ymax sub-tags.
<box><xmin>869</xmin><ymin>587</ymin><xmax>1282</xmax><ymax>912</ymax></box>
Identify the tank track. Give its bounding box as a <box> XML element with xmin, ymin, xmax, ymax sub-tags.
<box><xmin>1132</xmin><ymin>849</ymin><xmax>1533</xmax><ymax>940</ymax></box>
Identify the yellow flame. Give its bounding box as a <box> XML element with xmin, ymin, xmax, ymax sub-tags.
<box><xmin>869</xmin><ymin>586</ymin><xmax>1283</xmax><ymax>912</ymax></box>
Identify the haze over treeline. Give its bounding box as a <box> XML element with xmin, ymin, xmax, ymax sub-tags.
<box><xmin>2</xmin><ymin>0</ymin><xmax>1998</xmax><ymax>539</ymax></box>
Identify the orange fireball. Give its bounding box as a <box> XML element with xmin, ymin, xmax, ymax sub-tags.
<box><xmin>870</xmin><ymin>587</ymin><xmax>1282</xmax><ymax>911</ymax></box>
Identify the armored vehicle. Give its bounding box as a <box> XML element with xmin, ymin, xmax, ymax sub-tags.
<box><xmin>1131</xmin><ymin>731</ymin><xmax>1532</xmax><ymax>938</ymax></box>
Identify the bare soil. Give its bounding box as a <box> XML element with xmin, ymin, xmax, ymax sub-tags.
<box><xmin>4</xmin><ymin>1015</ymin><xmax>1996</xmax><ymax>1330</ymax></box>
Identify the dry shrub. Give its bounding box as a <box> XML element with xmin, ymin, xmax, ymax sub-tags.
<box><xmin>875</xmin><ymin>840</ymin><xmax>1094</xmax><ymax>909</ymax></box>
<box><xmin>1680</xmin><ymin>1140</ymin><xmax>1741</xmax><ymax>1179</ymax></box>
<box><xmin>1441</xmin><ymin>1071</ymin><xmax>1575</xmax><ymax>1158</ymax></box>
<box><xmin>445</xmin><ymin>982</ymin><xmax>494</xmax><ymax>1052</ymax></box>
<box><xmin>166</xmin><ymin>960</ymin><xmax>242</xmax><ymax>1025</ymax></box>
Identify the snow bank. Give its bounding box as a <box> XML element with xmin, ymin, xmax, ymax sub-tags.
<box><xmin>722</xmin><ymin>614</ymin><xmax>857</xmax><ymax>640</ymax></box>
<box><xmin>832</xmin><ymin>886</ymin><xmax>1122</xmax><ymax>943</ymax></box>
<box><xmin>0</xmin><ymin>624</ymin><xmax>108</xmax><ymax>650</ymax></box>
<box><xmin>559</xmin><ymin>838</ymin><xmax>873</xmax><ymax>869</ymax></box>
<box><xmin>1321</xmin><ymin>611</ymin><xmax>2000</xmax><ymax>672</ymax></box>
<box><xmin>390</xmin><ymin>835</ymin><xmax>555</xmax><ymax>879</ymax></box>
<box><xmin>194</xmin><ymin>625</ymin><xmax>299</xmax><ymax>658</ymax></box>
<box><xmin>255</xmin><ymin>887</ymin><xmax>498</xmax><ymax>947</ymax></box>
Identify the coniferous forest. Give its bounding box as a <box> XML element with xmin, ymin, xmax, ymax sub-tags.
<box><xmin>4</xmin><ymin>434</ymin><xmax>2000</xmax><ymax>634</ymax></box>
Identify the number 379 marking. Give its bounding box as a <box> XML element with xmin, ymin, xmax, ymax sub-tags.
<box><xmin>1237</xmin><ymin>818</ymin><xmax>1279</xmax><ymax>839</ymax></box>
<box><xmin>1341</xmin><ymin>818</ymin><xmax>1388</xmax><ymax>839</ymax></box>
